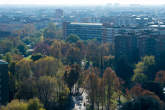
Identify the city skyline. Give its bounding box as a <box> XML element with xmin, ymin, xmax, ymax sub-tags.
<box><xmin>0</xmin><ymin>0</ymin><xmax>165</xmax><ymax>5</ymax></box>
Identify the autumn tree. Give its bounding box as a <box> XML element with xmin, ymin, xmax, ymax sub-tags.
<box><xmin>0</xmin><ymin>98</ymin><xmax>45</xmax><ymax>110</ymax></box>
<box><xmin>86</xmin><ymin>40</ymin><xmax>101</xmax><ymax>67</ymax></box>
<box><xmin>43</xmin><ymin>23</ymin><xmax>56</xmax><ymax>39</ymax></box>
<box><xmin>50</xmin><ymin>40</ymin><xmax>63</xmax><ymax>58</ymax></box>
<box><xmin>120</xmin><ymin>95</ymin><xmax>163</xmax><ymax>110</ymax></box>
<box><xmin>15</xmin><ymin>78</ymin><xmax>38</xmax><ymax>100</ymax></box>
<box><xmin>37</xmin><ymin>76</ymin><xmax>69</xmax><ymax>110</ymax></box>
<box><xmin>33</xmin><ymin>56</ymin><xmax>64</xmax><ymax>77</ymax></box>
<box><xmin>66</xmin><ymin>46</ymin><xmax>82</xmax><ymax>64</ymax></box>
<box><xmin>1</xmin><ymin>99</ymin><xmax>28</xmax><ymax>110</ymax></box>
<box><xmin>155</xmin><ymin>71</ymin><xmax>165</xmax><ymax>84</ymax></box>
<box><xmin>86</xmin><ymin>72</ymin><xmax>98</xmax><ymax>110</ymax></box>
<box><xmin>22</xmin><ymin>24</ymin><xmax>36</xmax><ymax>37</ymax></box>
<box><xmin>103</xmin><ymin>67</ymin><xmax>120</xmax><ymax>110</ymax></box>
<box><xmin>27</xmin><ymin>98</ymin><xmax>45</xmax><ymax>110</ymax></box>
<box><xmin>132</xmin><ymin>72</ymin><xmax>148</xmax><ymax>84</ymax></box>
<box><xmin>15</xmin><ymin>59</ymin><xmax>33</xmax><ymax>81</ymax></box>
<box><xmin>37</xmin><ymin>76</ymin><xmax>58</xmax><ymax>109</ymax></box>
<box><xmin>64</xmin><ymin>64</ymin><xmax>80</xmax><ymax>94</ymax></box>
<box><xmin>34</xmin><ymin>42</ymin><xmax>51</xmax><ymax>56</ymax></box>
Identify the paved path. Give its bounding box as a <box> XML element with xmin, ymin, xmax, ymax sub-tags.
<box><xmin>72</xmin><ymin>90</ymin><xmax>88</xmax><ymax>110</ymax></box>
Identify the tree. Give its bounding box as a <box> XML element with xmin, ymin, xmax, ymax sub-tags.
<box><xmin>142</xmin><ymin>82</ymin><xmax>165</xmax><ymax>102</ymax></box>
<box><xmin>133</xmin><ymin>56</ymin><xmax>156</xmax><ymax>81</ymax></box>
<box><xmin>37</xmin><ymin>76</ymin><xmax>57</xmax><ymax>109</ymax></box>
<box><xmin>86</xmin><ymin>40</ymin><xmax>102</xmax><ymax>68</ymax></box>
<box><xmin>66</xmin><ymin>34</ymin><xmax>80</xmax><ymax>43</ymax></box>
<box><xmin>132</xmin><ymin>73</ymin><xmax>148</xmax><ymax>84</ymax></box>
<box><xmin>27</xmin><ymin>98</ymin><xmax>45</xmax><ymax>110</ymax></box>
<box><xmin>34</xmin><ymin>42</ymin><xmax>51</xmax><ymax>56</ymax></box>
<box><xmin>17</xmin><ymin>44</ymin><xmax>27</xmax><ymax>55</ymax></box>
<box><xmin>64</xmin><ymin>64</ymin><xmax>80</xmax><ymax>94</ymax></box>
<box><xmin>120</xmin><ymin>95</ymin><xmax>164</xmax><ymax>110</ymax></box>
<box><xmin>114</xmin><ymin>57</ymin><xmax>133</xmax><ymax>83</ymax></box>
<box><xmin>0</xmin><ymin>39</ymin><xmax>13</xmax><ymax>54</ymax></box>
<box><xmin>5</xmin><ymin>52</ymin><xmax>12</xmax><ymax>63</ymax></box>
<box><xmin>36</xmin><ymin>76</ymin><xmax>69</xmax><ymax>110</ymax></box>
<box><xmin>22</xmin><ymin>24</ymin><xmax>36</xmax><ymax>37</ymax></box>
<box><xmin>15</xmin><ymin>78</ymin><xmax>38</xmax><ymax>100</ymax></box>
<box><xmin>103</xmin><ymin>67</ymin><xmax>120</xmax><ymax>110</ymax></box>
<box><xmin>66</xmin><ymin>46</ymin><xmax>82</xmax><ymax>64</ymax></box>
<box><xmin>129</xmin><ymin>84</ymin><xmax>159</xmax><ymax>99</ymax></box>
<box><xmin>1</xmin><ymin>99</ymin><xmax>28</xmax><ymax>110</ymax></box>
<box><xmin>31</xmin><ymin>53</ymin><xmax>43</xmax><ymax>61</ymax></box>
<box><xmin>50</xmin><ymin>40</ymin><xmax>63</xmax><ymax>59</ymax></box>
<box><xmin>155</xmin><ymin>71</ymin><xmax>165</xmax><ymax>84</ymax></box>
<box><xmin>33</xmin><ymin>56</ymin><xmax>64</xmax><ymax>77</ymax></box>
<box><xmin>86</xmin><ymin>72</ymin><xmax>98</xmax><ymax>110</ymax></box>
<box><xmin>15</xmin><ymin>59</ymin><xmax>33</xmax><ymax>81</ymax></box>
<box><xmin>43</xmin><ymin>23</ymin><xmax>56</xmax><ymax>39</ymax></box>
<box><xmin>0</xmin><ymin>98</ymin><xmax>45</xmax><ymax>110</ymax></box>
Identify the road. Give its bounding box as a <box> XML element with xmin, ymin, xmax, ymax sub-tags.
<box><xmin>72</xmin><ymin>90</ymin><xmax>88</xmax><ymax>110</ymax></box>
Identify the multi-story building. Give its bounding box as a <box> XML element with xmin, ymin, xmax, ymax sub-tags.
<box><xmin>137</xmin><ymin>35</ymin><xmax>157</xmax><ymax>57</ymax></box>
<box><xmin>115</xmin><ymin>34</ymin><xmax>138</xmax><ymax>62</ymax></box>
<box><xmin>55</xmin><ymin>9</ymin><xmax>64</xmax><ymax>18</ymax></box>
<box><xmin>156</xmin><ymin>36</ymin><xmax>165</xmax><ymax>56</ymax></box>
<box><xmin>103</xmin><ymin>28</ymin><xmax>114</xmax><ymax>42</ymax></box>
<box><xmin>0</xmin><ymin>60</ymin><xmax>9</xmax><ymax>106</ymax></box>
<box><xmin>63</xmin><ymin>22</ymin><xmax>104</xmax><ymax>40</ymax></box>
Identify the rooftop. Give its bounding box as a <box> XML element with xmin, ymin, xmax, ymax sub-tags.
<box><xmin>70</xmin><ymin>22</ymin><xmax>103</xmax><ymax>26</ymax></box>
<box><xmin>149</xmin><ymin>25</ymin><xmax>165</xmax><ymax>28</ymax></box>
<box><xmin>0</xmin><ymin>60</ymin><xmax>8</xmax><ymax>64</ymax></box>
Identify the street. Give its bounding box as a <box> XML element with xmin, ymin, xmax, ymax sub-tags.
<box><xmin>72</xmin><ymin>90</ymin><xmax>88</xmax><ymax>110</ymax></box>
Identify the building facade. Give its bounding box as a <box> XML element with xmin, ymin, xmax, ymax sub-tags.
<box><xmin>0</xmin><ymin>60</ymin><xmax>9</xmax><ymax>106</ymax></box>
<box><xmin>115</xmin><ymin>34</ymin><xmax>138</xmax><ymax>63</ymax></box>
<box><xmin>55</xmin><ymin>9</ymin><xmax>64</xmax><ymax>18</ymax></box>
<box><xmin>63</xmin><ymin>22</ymin><xmax>104</xmax><ymax>40</ymax></box>
<box><xmin>137</xmin><ymin>35</ymin><xmax>157</xmax><ymax>57</ymax></box>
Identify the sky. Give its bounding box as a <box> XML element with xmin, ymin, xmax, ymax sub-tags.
<box><xmin>0</xmin><ymin>0</ymin><xmax>165</xmax><ymax>5</ymax></box>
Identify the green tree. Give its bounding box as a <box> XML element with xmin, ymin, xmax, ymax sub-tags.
<box><xmin>37</xmin><ymin>76</ymin><xmax>58</xmax><ymax>108</ymax></box>
<box><xmin>66</xmin><ymin>34</ymin><xmax>80</xmax><ymax>43</ymax></box>
<box><xmin>17</xmin><ymin>44</ymin><xmax>27</xmax><ymax>55</ymax></box>
<box><xmin>64</xmin><ymin>64</ymin><xmax>80</xmax><ymax>94</ymax></box>
<box><xmin>33</xmin><ymin>56</ymin><xmax>64</xmax><ymax>77</ymax></box>
<box><xmin>103</xmin><ymin>67</ymin><xmax>120</xmax><ymax>110</ymax></box>
<box><xmin>5</xmin><ymin>52</ymin><xmax>12</xmax><ymax>63</ymax></box>
<box><xmin>0</xmin><ymin>98</ymin><xmax>45</xmax><ymax>110</ymax></box>
<box><xmin>15</xmin><ymin>78</ymin><xmax>38</xmax><ymax>100</ymax></box>
<box><xmin>15</xmin><ymin>59</ymin><xmax>33</xmax><ymax>81</ymax></box>
<box><xmin>31</xmin><ymin>53</ymin><xmax>43</xmax><ymax>61</ymax></box>
<box><xmin>133</xmin><ymin>56</ymin><xmax>156</xmax><ymax>81</ymax></box>
<box><xmin>132</xmin><ymin>73</ymin><xmax>148</xmax><ymax>84</ymax></box>
<box><xmin>43</xmin><ymin>23</ymin><xmax>56</xmax><ymax>39</ymax></box>
<box><xmin>1</xmin><ymin>100</ymin><xmax>28</xmax><ymax>110</ymax></box>
<box><xmin>120</xmin><ymin>95</ymin><xmax>164</xmax><ymax>110</ymax></box>
<box><xmin>27</xmin><ymin>98</ymin><xmax>45</xmax><ymax>110</ymax></box>
<box><xmin>86</xmin><ymin>72</ymin><xmax>98</xmax><ymax>110</ymax></box>
<box><xmin>66</xmin><ymin>46</ymin><xmax>82</xmax><ymax>64</ymax></box>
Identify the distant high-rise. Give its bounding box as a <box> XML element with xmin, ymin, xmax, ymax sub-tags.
<box><xmin>115</xmin><ymin>34</ymin><xmax>138</xmax><ymax>63</ymax></box>
<box><xmin>0</xmin><ymin>60</ymin><xmax>9</xmax><ymax>106</ymax></box>
<box><xmin>55</xmin><ymin>9</ymin><xmax>64</xmax><ymax>18</ymax></box>
<box><xmin>63</xmin><ymin>22</ymin><xmax>104</xmax><ymax>40</ymax></box>
<box><xmin>137</xmin><ymin>35</ymin><xmax>156</xmax><ymax>57</ymax></box>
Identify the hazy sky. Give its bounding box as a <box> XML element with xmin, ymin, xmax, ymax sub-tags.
<box><xmin>0</xmin><ymin>0</ymin><xmax>165</xmax><ymax>5</ymax></box>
